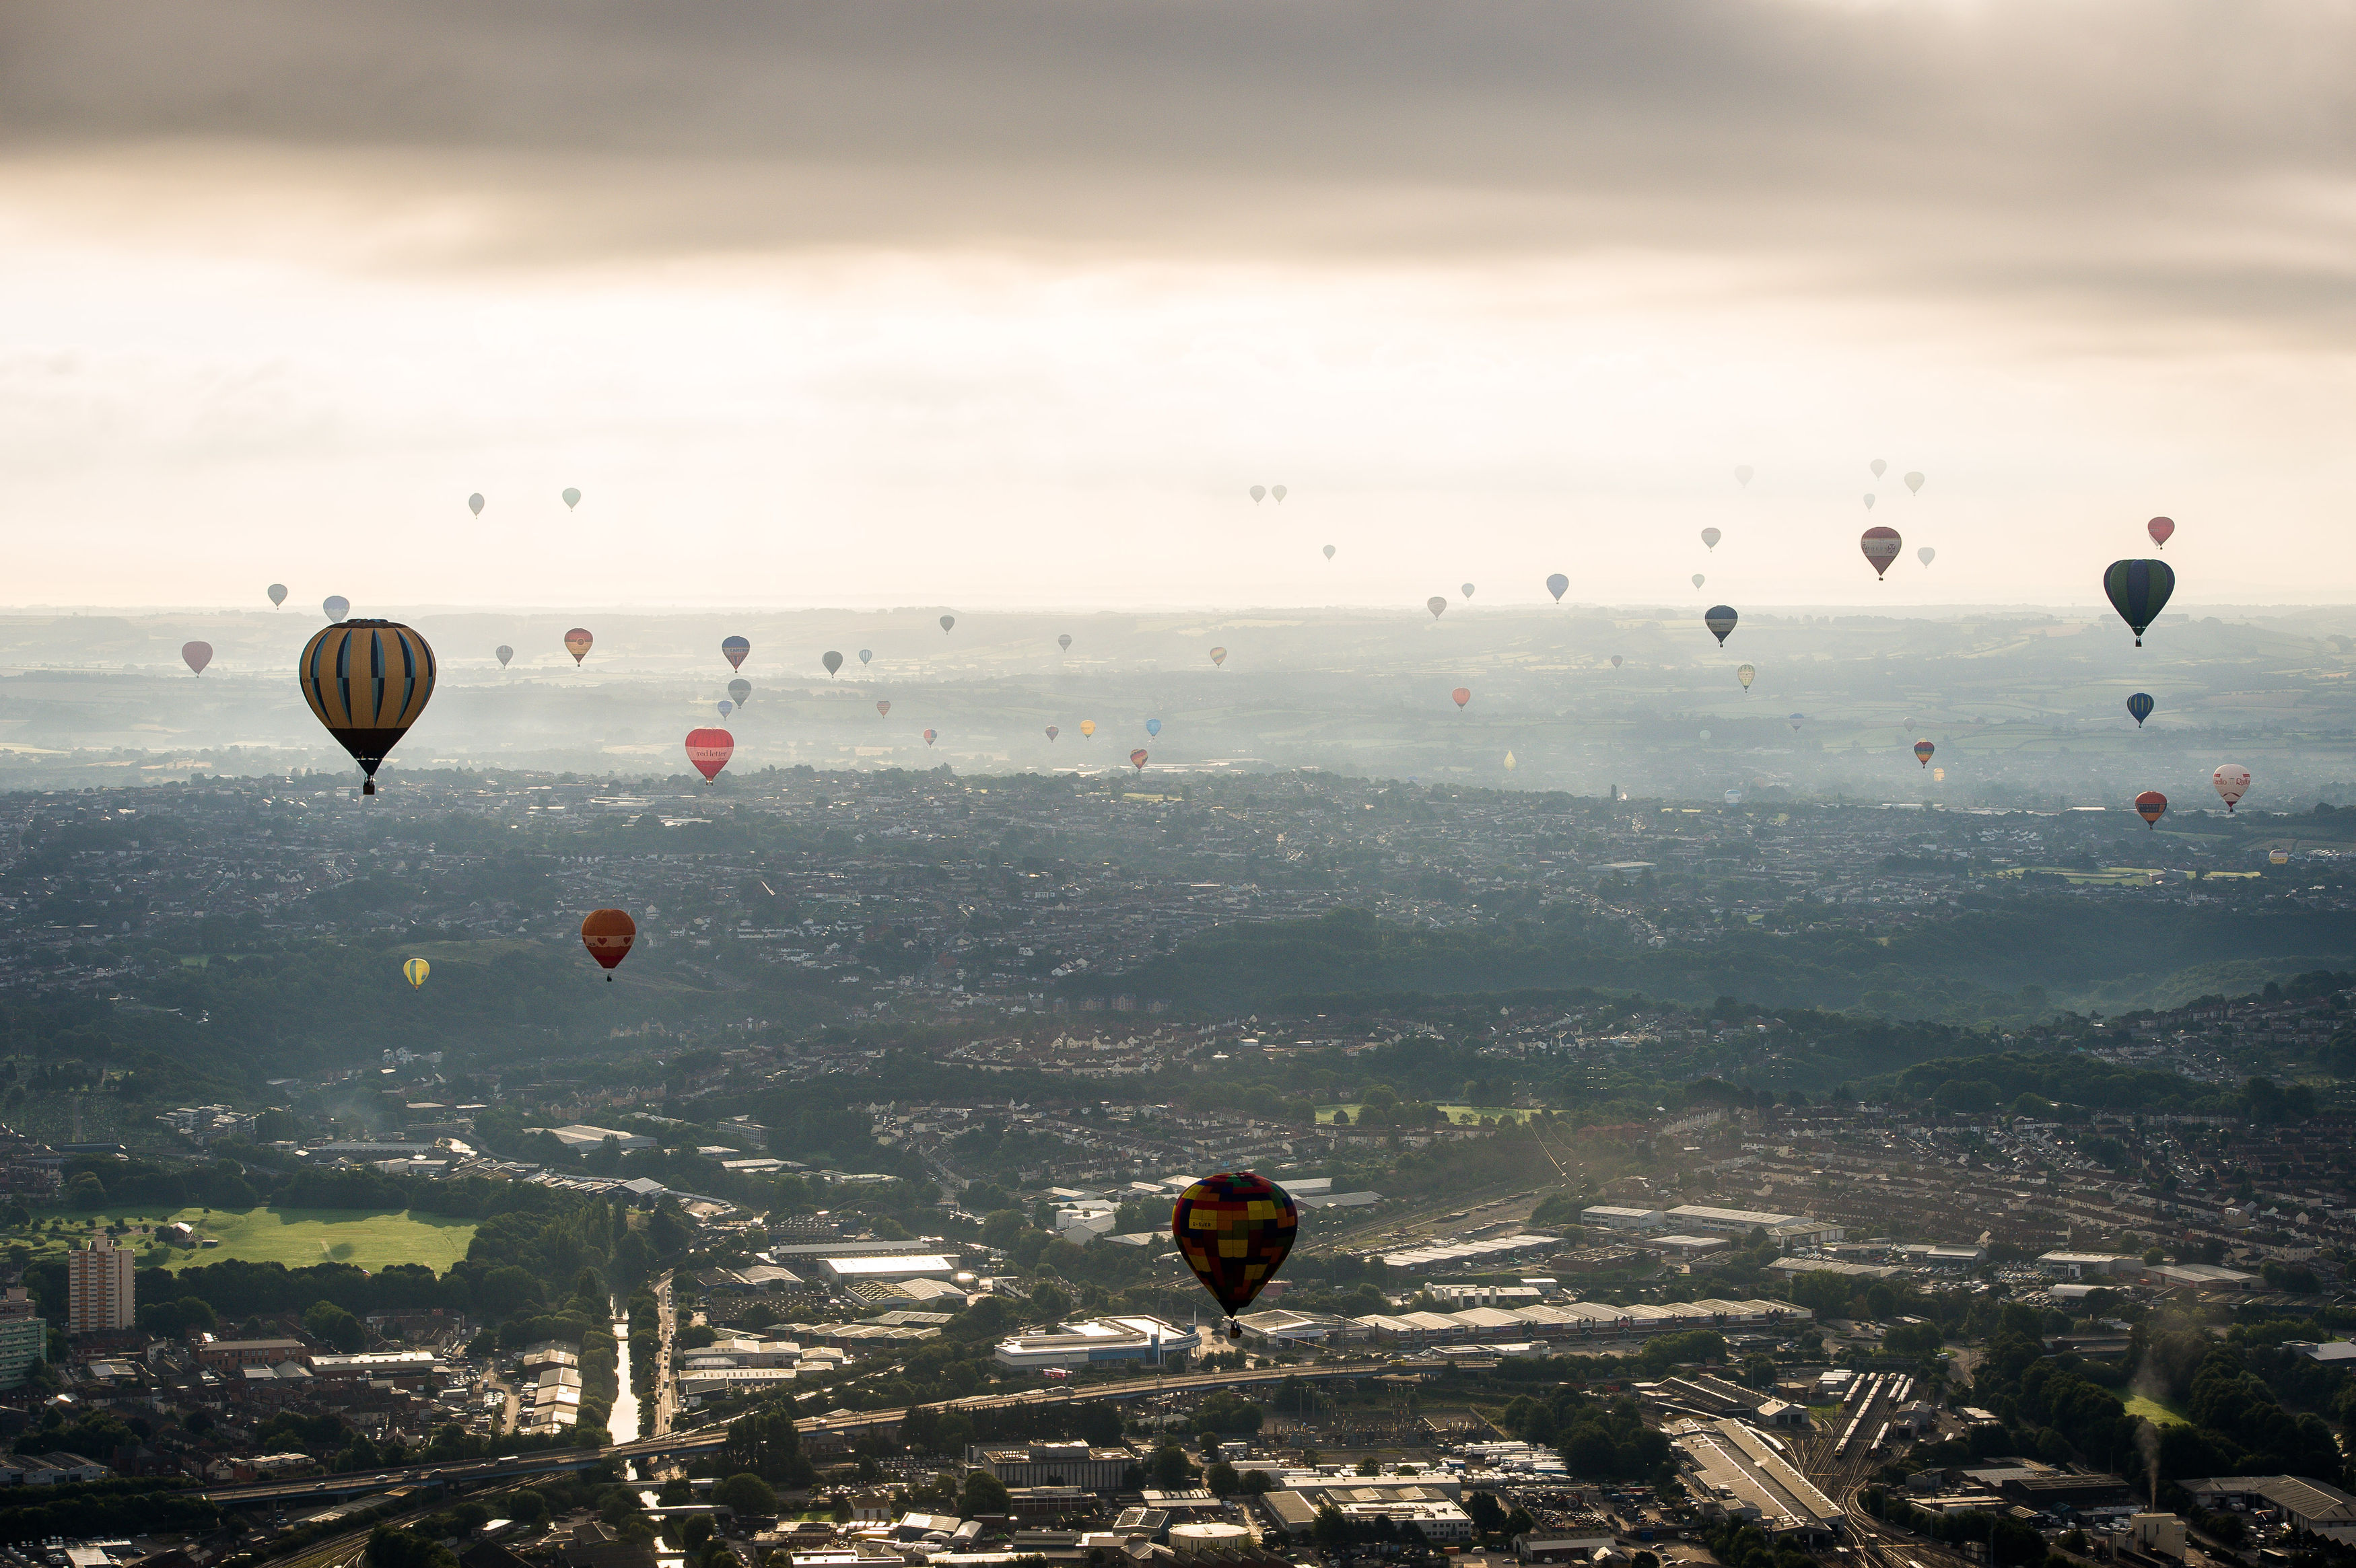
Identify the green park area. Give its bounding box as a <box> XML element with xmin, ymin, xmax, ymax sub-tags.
<box><xmin>1316</xmin><ymin>1102</ymin><xmax>1530</xmax><ymax>1125</ymax></box>
<box><xmin>10</xmin><ymin>1205</ymin><xmax>477</xmax><ymax>1272</ymax></box>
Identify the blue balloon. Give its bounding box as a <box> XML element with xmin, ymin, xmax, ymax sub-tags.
<box><xmin>1146</xmin><ymin>718</ymin><xmax>1162</xmax><ymax>737</ymax></box>
<box><xmin>2126</xmin><ymin>692</ymin><xmax>2155</xmax><ymax>727</ymax></box>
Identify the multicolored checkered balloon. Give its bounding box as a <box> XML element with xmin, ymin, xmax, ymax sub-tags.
<box><xmin>1173</xmin><ymin>1171</ymin><xmax>1297</xmax><ymax>1326</ymax></box>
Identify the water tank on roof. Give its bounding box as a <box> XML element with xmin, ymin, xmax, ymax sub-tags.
<box><xmin>1171</xmin><ymin>1524</ymin><xmax>1253</xmax><ymax>1557</ymax></box>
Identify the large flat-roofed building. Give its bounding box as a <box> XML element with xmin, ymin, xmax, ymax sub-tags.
<box><xmin>819</xmin><ymin>1254</ymin><xmax>956</xmax><ymax>1285</ymax></box>
<box><xmin>971</xmin><ymin>1443</ymin><xmax>1139</xmax><ymax>1495</ymax></box>
<box><xmin>2037</xmin><ymin>1252</ymin><xmax>2137</xmax><ymax>1279</ymax></box>
<box><xmin>1673</xmin><ymin>1418</ymin><xmax>1844</xmax><ymax>1542</ymax></box>
<box><xmin>1665</xmin><ymin>1206</ymin><xmax>1842</xmax><ymax>1246</ymax></box>
<box><xmin>1335</xmin><ymin>1501</ymin><xmax>1471</xmax><ymax>1543</ymax></box>
<box><xmin>2182</xmin><ymin>1478</ymin><xmax>2356</xmax><ymax>1542</ymax></box>
<box><xmin>67</xmin><ymin>1237</ymin><xmax>134</xmax><ymax>1334</ymax></box>
<box><xmin>1581</xmin><ymin>1206</ymin><xmax>1666</xmax><ymax>1232</ymax></box>
<box><xmin>992</xmin><ymin>1316</ymin><xmax>1200</xmax><ymax>1371</ymax></box>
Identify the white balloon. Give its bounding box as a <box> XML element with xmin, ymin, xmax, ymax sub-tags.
<box><xmin>1918</xmin><ymin>546</ymin><xmax>1936</xmax><ymax>567</ymax></box>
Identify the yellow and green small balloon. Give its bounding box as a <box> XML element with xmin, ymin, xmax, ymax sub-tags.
<box><xmin>403</xmin><ymin>958</ymin><xmax>430</xmax><ymax>990</ymax></box>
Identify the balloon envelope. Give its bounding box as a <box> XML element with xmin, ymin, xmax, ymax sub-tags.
<box><xmin>1249</xmin><ymin>485</ymin><xmax>1266</xmax><ymax>502</ymax></box>
<box><xmin>1146</xmin><ymin>718</ymin><xmax>1162</xmax><ymax>736</ymax></box>
<box><xmin>1426</xmin><ymin>596</ymin><xmax>1447</xmax><ymax>619</ymax></box>
<box><xmin>728</xmin><ymin>678</ymin><xmax>751</xmax><ymax>705</ymax></box>
<box><xmin>565</xmin><ymin>627</ymin><xmax>594</xmax><ymax>665</ymax></box>
<box><xmin>1863</xmin><ymin>493</ymin><xmax>1876</xmax><ymax>509</ymax></box>
<box><xmin>1448</xmin><ymin>688</ymin><xmax>1471</xmax><ymax>710</ymax></box>
<box><xmin>2135</xmin><ymin>790</ymin><xmax>2168</xmax><ymax>828</ymax></box>
<box><xmin>1045</xmin><ymin>725</ymin><xmax>1059</xmax><ymax>740</ymax></box>
<box><xmin>1461</xmin><ymin>582</ymin><xmax>1475</xmax><ymax>598</ymax></box>
<box><xmin>1546</xmin><ymin>573</ymin><xmax>1568</xmax><ymax>602</ymax></box>
<box><xmin>1736</xmin><ymin>664</ymin><xmax>1755</xmax><ymax>689</ymax></box>
<box><xmin>1323</xmin><ymin>544</ymin><xmax>1336</xmax><ymax>561</ymax></box>
<box><xmin>182</xmin><ymin>641</ymin><xmax>212</xmax><ymax>676</ymax></box>
<box><xmin>858</xmin><ymin>649</ymin><xmax>872</xmax><ymax>665</ymax></box>
<box><xmin>722</xmin><ymin>636</ymin><xmax>751</xmax><ymax>670</ymax></box>
<box><xmin>717</xmin><ymin>701</ymin><xmax>734</xmax><ymax>718</ymax></box>
<box><xmin>1905</xmin><ymin>471</ymin><xmax>1925</xmax><ymax>494</ymax></box>
<box><xmin>1870</xmin><ymin>458</ymin><xmax>1887</xmax><ymax>478</ymax></box>
<box><xmin>2104</xmin><ymin>559</ymin><xmax>2176</xmax><ymax>645</ymax></box>
<box><xmin>2149</xmin><ymin>515</ymin><xmax>2176</xmax><ymax>548</ymax></box>
<box><xmin>685</xmin><ymin>727</ymin><xmax>734</xmax><ymax>783</ymax></box>
<box><xmin>1788</xmin><ymin>713</ymin><xmax>1804</xmax><ymax>730</ymax></box>
<box><xmin>403</xmin><ymin>958</ymin><xmax>429</xmax><ymax>989</ymax></box>
<box><xmin>495</xmin><ymin>645</ymin><xmax>514</xmax><ymax>668</ymax></box>
<box><xmin>1058</xmin><ymin>634</ymin><xmax>1073</xmax><ymax>651</ymax></box>
<box><xmin>1918</xmin><ymin>547</ymin><xmax>1936</xmax><ymax>567</ymax></box>
<box><xmin>1129</xmin><ymin>748</ymin><xmax>1148</xmax><ymax>771</ymax></box>
<box><xmin>1272</xmin><ymin>485</ymin><xmax>1287</xmax><ymax>502</ymax></box>
<box><xmin>1704</xmin><ymin>606</ymin><xmax>1738</xmax><ymax>645</ymax></box>
<box><xmin>876</xmin><ymin>700</ymin><xmax>891</xmax><ymax>717</ymax></box>
<box><xmin>1610</xmin><ymin>654</ymin><xmax>1624</xmax><ymax>668</ymax></box>
<box><xmin>1173</xmin><ymin>1171</ymin><xmax>1297</xmax><ymax>1318</ymax></box>
<box><xmin>1734</xmin><ymin>465</ymin><xmax>1754</xmax><ymax>486</ymax></box>
<box><xmin>267</xmin><ymin>583</ymin><xmax>288</xmax><ymax>607</ymax></box>
<box><xmin>1861</xmin><ymin>526</ymin><xmax>1902</xmax><ymax>578</ymax></box>
<box><xmin>580</xmin><ymin>908</ymin><xmax>636</xmax><ymax>973</ymax></box>
<box><xmin>940</xmin><ymin>614</ymin><xmax>955</xmax><ymax>633</ymax></box>
<box><xmin>1700</xmin><ymin>528</ymin><xmax>1721</xmax><ymax>550</ymax></box>
<box><xmin>924</xmin><ymin>729</ymin><xmax>938</xmax><ymax>746</ymax></box>
<box><xmin>1913</xmin><ymin>739</ymin><xmax>1935</xmax><ymax>767</ymax></box>
<box><xmin>2213</xmin><ymin>763</ymin><xmax>2250</xmax><ymax>812</ymax></box>
<box><xmin>1208</xmin><ymin>647</ymin><xmax>1227</xmax><ymax>667</ymax></box>
<box><xmin>467</xmin><ymin>493</ymin><xmax>484</xmax><ymax>516</ymax></box>
<box><xmin>323</xmin><ymin>596</ymin><xmax>350</xmax><ymax>622</ymax></box>
<box><xmin>562</xmin><ymin>487</ymin><xmax>581</xmax><ymax>509</ymax></box>
<box><xmin>822</xmin><ymin>651</ymin><xmax>843</xmax><ymax>676</ymax></box>
<box><xmin>2126</xmin><ymin>692</ymin><xmax>2155</xmax><ymax>727</ymax></box>
<box><xmin>298</xmin><ymin>620</ymin><xmax>436</xmax><ymax>795</ymax></box>
<box><xmin>1080</xmin><ymin>719</ymin><xmax>1096</xmax><ymax>737</ymax></box>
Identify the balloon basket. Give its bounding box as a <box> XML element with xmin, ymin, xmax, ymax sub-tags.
<box><xmin>362</xmin><ymin>781</ymin><xmax>376</xmax><ymax>796</ymax></box>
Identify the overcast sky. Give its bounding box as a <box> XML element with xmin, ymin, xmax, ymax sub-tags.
<box><xmin>6</xmin><ymin>1</ymin><xmax>2355</xmax><ymax>612</ymax></box>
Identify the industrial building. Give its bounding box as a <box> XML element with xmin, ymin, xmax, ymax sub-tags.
<box><xmin>1673</xmin><ymin>1417</ymin><xmax>1845</xmax><ymax>1542</ymax></box>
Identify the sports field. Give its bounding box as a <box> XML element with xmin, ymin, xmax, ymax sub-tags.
<box><xmin>15</xmin><ymin>1205</ymin><xmax>476</xmax><ymax>1271</ymax></box>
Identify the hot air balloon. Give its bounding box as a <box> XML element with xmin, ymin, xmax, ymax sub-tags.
<box><xmin>923</xmin><ymin>729</ymin><xmax>938</xmax><ymax>746</ymax></box>
<box><xmin>722</xmin><ymin>636</ymin><xmax>750</xmax><ymax>670</ymax></box>
<box><xmin>298</xmin><ymin>620</ymin><xmax>436</xmax><ymax>795</ymax></box>
<box><xmin>1274</xmin><ymin>485</ymin><xmax>1288</xmax><ymax>502</ymax></box>
<box><xmin>938</xmin><ymin>615</ymin><xmax>957</xmax><ymax>634</ymax></box>
<box><xmin>1869</xmin><ymin>459</ymin><xmax>1887</xmax><ymax>479</ymax></box>
<box><xmin>1692</xmin><ymin>573</ymin><xmax>1706</xmax><ymax>590</ymax></box>
<box><xmin>1080</xmin><ymin>720</ymin><xmax>1097</xmax><ymax>738</ymax></box>
<box><xmin>267</xmin><ymin>583</ymin><xmax>287</xmax><ymax>608</ymax></box>
<box><xmin>876</xmin><ymin>701</ymin><xmax>892</xmax><ymax>717</ymax></box>
<box><xmin>1788</xmin><ymin>713</ymin><xmax>1805</xmax><ymax>731</ymax></box>
<box><xmin>685</xmin><ymin>727</ymin><xmax>733</xmax><ymax>783</ymax></box>
<box><xmin>1058</xmin><ymin>634</ymin><xmax>1073</xmax><ymax>651</ymax></box>
<box><xmin>2104</xmin><ymin>559</ymin><xmax>2176</xmax><ymax>645</ymax></box>
<box><xmin>1918</xmin><ymin>547</ymin><xmax>1936</xmax><ymax>567</ymax></box>
<box><xmin>1173</xmin><ymin>1171</ymin><xmax>1296</xmax><ymax>1337</ymax></box>
<box><xmin>717</xmin><ymin>700</ymin><xmax>734</xmax><ymax>719</ymax></box>
<box><xmin>822</xmin><ymin>651</ymin><xmax>843</xmax><ymax>677</ymax></box>
<box><xmin>1861</xmin><ymin>527</ymin><xmax>1902</xmax><ymax>579</ymax></box>
<box><xmin>1323</xmin><ymin>544</ymin><xmax>1336</xmax><ymax>561</ymax></box>
<box><xmin>1427</xmin><ymin>596</ymin><xmax>1447</xmax><ymax>620</ymax></box>
<box><xmin>323</xmin><ymin>596</ymin><xmax>350</xmax><ymax>622</ymax></box>
<box><xmin>1735</xmin><ymin>466</ymin><xmax>1754</xmax><ymax>487</ymax></box>
<box><xmin>1705</xmin><ymin>606</ymin><xmax>1738</xmax><ymax>645</ymax></box>
<box><xmin>580</xmin><ymin>908</ymin><xmax>635</xmax><ymax>981</ymax></box>
<box><xmin>1146</xmin><ymin>718</ymin><xmax>1162</xmax><ymax>737</ymax></box>
<box><xmin>468</xmin><ymin>493</ymin><xmax>484</xmax><ymax>517</ymax></box>
<box><xmin>495</xmin><ymin>645</ymin><xmax>514</xmax><ymax>668</ymax></box>
<box><xmin>2213</xmin><ymin>763</ymin><xmax>2250</xmax><ymax>812</ymax></box>
<box><xmin>2149</xmin><ymin>516</ymin><xmax>2176</xmax><ymax>548</ymax></box>
<box><xmin>1906</xmin><ymin>472</ymin><xmax>1925</xmax><ymax>494</ymax></box>
<box><xmin>1504</xmin><ymin>752</ymin><xmax>1516</xmax><ymax>770</ymax></box>
<box><xmin>563</xmin><ymin>487</ymin><xmax>582</xmax><ymax>509</ymax></box>
<box><xmin>1864</xmin><ymin>493</ymin><xmax>1876</xmax><ymax>510</ymax></box>
<box><xmin>2126</xmin><ymin>692</ymin><xmax>2155</xmax><ymax>727</ymax></box>
<box><xmin>1045</xmin><ymin>725</ymin><xmax>1060</xmax><ymax>741</ymax></box>
<box><xmin>728</xmin><ymin>678</ymin><xmax>751</xmax><ymax>706</ymax></box>
<box><xmin>182</xmin><ymin>641</ymin><xmax>212</xmax><ymax>676</ymax></box>
<box><xmin>1209</xmin><ymin>647</ymin><xmax>1227</xmax><ymax>667</ymax></box>
<box><xmin>858</xmin><ymin>649</ymin><xmax>872</xmax><ymax>666</ymax></box>
<box><xmin>1461</xmin><ymin>583</ymin><xmax>1476</xmax><ymax>599</ymax></box>
<box><xmin>1129</xmin><ymin>748</ymin><xmax>1148</xmax><ymax>771</ymax></box>
<box><xmin>1451</xmin><ymin>687</ymin><xmax>1471</xmax><ymax>709</ymax></box>
<box><xmin>1610</xmin><ymin>654</ymin><xmax>1624</xmax><ymax>668</ymax></box>
<box><xmin>1736</xmin><ymin>664</ymin><xmax>1755</xmax><ymax>690</ymax></box>
<box><xmin>1250</xmin><ymin>485</ymin><xmax>1266</xmax><ymax>503</ymax></box>
<box><xmin>2135</xmin><ymin>790</ymin><xmax>2168</xmax><ymax>828</ymax></box>
<box><xmin>1546</xmin><ymin>573</ymin><xmax>1568</xmax><ymax>602</ymax></box>
<box><xmin>1700</xmin><ymin>528</ymin><xmax>1721</xmax><ymax>550</ymax></box>
<box><xmin>403</xmin><ymin>958</ymin><xmax>430</xmax><ymax>989</ymax></box>
<box><xmin>1913</xmin><ymin>739</ymin><xmax>1935</xmax><ymax>768</ymax></box>
<box><xmin>565</xmin><ymin>628</ymin><xmax>594</xmax><ymax>665</ymax></box>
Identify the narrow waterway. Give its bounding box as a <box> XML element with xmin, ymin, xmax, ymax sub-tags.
<box><xmin>608</xmin><ymin>1308</ymin><xmax>642</xmax><ymax>1445</ymax></box>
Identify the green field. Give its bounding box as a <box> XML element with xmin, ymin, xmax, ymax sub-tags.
<box><xmin>16</xmin><ymin>1206</ymin><xmax>477</xmax><ymax>1271</ymax></box>
<box><xmin>2120</xmin><ymin>1391</ymin><xmax>2190</xmax><ymax>1426</ymax></box>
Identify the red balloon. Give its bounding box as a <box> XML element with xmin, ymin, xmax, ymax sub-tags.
<box><xmin>1451</xmin><ymin>687</ymin><xmax>1471</xmax><ymax>709</ymax></box>
<box><xmin>182</xmin><ymin>641</ymin><xmax>213</xmax><ymax>676</ymax></box>
<box><xmin>684</xmin><ymin>727</ymin><xmax>733</xmax><ymax>783</ymax></box>
<box><xmin>2147</xmin><ymin>516</ymin><xmax>2175</xmax><ymax>549</ymax></box>
<box><xmin>580</xmin><ymin>908</ymin><xmax>637</xmax><ymax>974</ymax></box>
<box><xmin>1861</xmin><ymin>527</ymin><xmax>1902</xmax><ymax>579</ymax></box>
<box><xmin>2135</xmin><ymin>790</ymin><xmax>2168</xmax><ymax>828</ymax></box>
